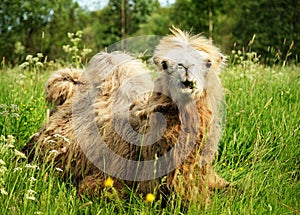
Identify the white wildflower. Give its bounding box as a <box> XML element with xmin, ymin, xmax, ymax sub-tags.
<box><xmin>37</xmin><ymin>53</ymin><xmax>43</xmax><ymax>58</ymax></box>
<box><xmin>0</xmin><ymin>110</ymin><xmax>9</xmax><ymax>116</ymax></box>
<box><xmin>0</xmin><ymin>187</ymin><xmax>8</xmax><ymax>195</ymax></box>
<box><xmin>36</xmin><ymin>62</ymin><xmax>43</xmax><ymax>67</ymax></box>
<box><xmin>0</xmin><ymin>166</ymin><xmax>7</xmax><ymax>174</ymax></box>
<box><xmin>71</xmin><ymin>38</ymin><xmax>81</xmax><ymax>44</ymax></box>
<box><xmin>14</xmin><ymin>149</ymin><xmax>26</xmax><ymax>159</ymax></box>
<box><xmin>25</xmin><ymin>55</ymin><xmax>33</xmax><ymax>61</ymax></box>
<box><xmin>19</xmin><ymin>62</ymin><xmax>30</xmax><ymax>69</ymax></box>
<box><xmin>18</xmin><ymin>74</ymin><xmax>27</xmax><ymax>79</ymax></box>
<box><xmin>12</xmin><ymin>113</ymin><xmax>20</xmax><ymax>118</ymax></box>
<box><xmin>32</xmin><ymin>57</ymin><xmax>39</xmax><ymax>62</ymax></box>
<box><xmin>29</xmin><ymin>177</ymin><xmax>37</xmax><ymax>182</ymax></box>
<box><xmin>0</xmin><ymin>104</ymin><xmax>8</xmax><ymax>109</ymax></box>
<box><xmin>25</xmin><ymin>194</ymin><xmax>36</xmax><ymax>201</ymax></box>
<box><xmin>75</xmin><ymin>30</ymin><xmax>83</xmax><ymax>37</ymax></box>
<box><xmin>6</xmin><ymin>143</ymin><xmax>14</xmax><ymax>148</ymax></box>
<box><xmin>71</xmin><ymin>47</ymin><xmax>79</xmax><ymax>52</ymax></box>
<box><xmin>81</xmin><ymin>48</ymin><xmax>92</xmax><ymax>57</ymax></box>
<box><xmin>67</xmin><ymin>32</ymin><xmax>74</xmax><ymax>39</ymax></box>
<box><xmin>55</xmin><ymin>167</ymin><xmax>63</xmax><ymax>172</ymax></box>
<box><xmin>0</xmin><ymin>135</ymin><xmax>6</xmax><ymax>142</ymax></box>
<box><xmin>63</xmin><ymin>45</ymin><xmax>71</xmax><ymax>53</ymax></box>
<box><xmin>25</xmin><ymin>164</ymin><xmax>39</xmax><ymax>170</ymax></box>
<box><xmin>0</xmin><ymin>159</ymin><xmax>6</xmax><ymax>166</ymax></box>
<box><xmin>28</xmin><ymin>189</ymin><xmax>36</xmax><ymax>195</ymax></box>
<box><xmin>10</xmin><ymin>104</ymin><xmax>19</xmax><ymax>110</ymax></box>
<box><xmin>7</xmin><ymin>135</ymin><xmax>15</xmax><ymax>144</ymax></box>
<box><xmin>13</xmin><ymin>167</ymin><xmax>22</xmax><ymax>172</ymax></box>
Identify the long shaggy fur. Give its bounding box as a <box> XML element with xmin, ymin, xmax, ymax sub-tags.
<box><xmin>46</xmin><ymin>68</ymin><xmax>84</xmax><ymax>106</ymax></box>
<box><xmin>23</xmin><ymin>27</ymin><xmax>228</xmax><ymax>204</ymax></box>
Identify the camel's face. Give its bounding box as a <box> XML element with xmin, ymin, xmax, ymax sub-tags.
<box><xmin>153</xmin><ymin>46</ymin><xmax>212</xmax><ymax>99</ymax></box>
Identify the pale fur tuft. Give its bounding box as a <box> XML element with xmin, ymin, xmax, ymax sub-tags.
<box><xmin>46</xmin><ymin>68</ymin><xmax>84</xmax><ymax>106</ymax></box>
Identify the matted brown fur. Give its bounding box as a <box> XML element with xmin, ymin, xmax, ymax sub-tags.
<box><xmin>23</xmin><ymin>27</ymin><xmax>228</xmax><ymax>204</ymax></box>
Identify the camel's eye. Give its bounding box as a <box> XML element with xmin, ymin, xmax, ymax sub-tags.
<box><xmin>206</xmin><ymin>60</ymin><xmax>212</xmax><ymax>68</ymax></box>
<box><xmin>161</xmin><ymin>61</ymin><xmax>168</xmax><ymax>70</ymax></box>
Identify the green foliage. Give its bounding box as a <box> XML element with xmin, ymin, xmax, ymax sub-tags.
<box><xmin>83</xmin><ymin>0</ymin><xmax>159</xmax><ymax>52</ymax></box>
<box><xmin>136</xmin><ymin>7</ymin><xmax>172</xmax><ymax>36</ymax></box>
<box><xmin>228</xmin><ymin>36</ymin><xmax>261</xmax><ymax>67</ymax></box>
<box><xmin>0</xmin><ymin>0</ymin><xmax>52</xmax><ymax>63</ymax></box>
<box><xmin>169</xmin><ymin>0</ymin><xmax>223</xmax><ymax>38</ymax></box>
<box><xmin>231</xmin><ymin>0</ymin><xmax>300</xmax><ymax>65</ymax></box>
<box><xmin>83</xmin><ymin>5</ymin><xmax>122</xmax><ymax>52</ymax></box>
<box><xmin>0</xmin><ymin>0</ymin><xmax>89</xmax><ymax>65</ymax></box>
<box><xmin>62</xmin><ymin>31</ymin><xmax>92</xmax><ymax>67</ymax></box>
<box><xmin>1</xmin><ymin>0</ymin><xmax>300</xmax><ymax>65</ymax></box>
<box><xmin>127</xmin><ymin>0</ymin><xmax>160</xmax><ymax>34</ymax></box>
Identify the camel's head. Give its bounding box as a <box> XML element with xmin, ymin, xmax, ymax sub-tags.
<box><xmin>153</xmin><ymin>27</ymin><xmax>224</xmax><ymax>101</ymax></box>
<box><xmin>153</xmin><ymin>46</ymin><xmax>211</xmax><ymax>98</ymax></box>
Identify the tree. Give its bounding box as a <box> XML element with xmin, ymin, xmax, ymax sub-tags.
<box><xmin>136</xmin><ymin>7</ymin><xmax>172</xmax><ymax>36</ymax></box>
<box><xmin>169</xmin><ymin>0</ymin><xmax>224</xmax><ymax>40</ymax></box>
<box><xmin>0</xmin><ymin>0</ymin><xmax>88</xmax><ymax>64</ymax></box>
<box><xmin>82</xmin><ymin>0</ymin><xmax>159</xmax><ymax>52</ymax></box>
<box><xmin>231</xmin><ymin>0</ymin><xmax>300</xmax><ymax>64</ymax></box>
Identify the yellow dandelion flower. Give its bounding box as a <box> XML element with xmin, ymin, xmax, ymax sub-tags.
<box><xmin>29</xmin><ymin>107</ymin><xmax>34</xmax><ymax>111</ymax></box>
<box><xmin>145</xmin><ymin>193</ymin><xmax>155</xmax><ymax>203</ymax></box>
<box><xmin>104</xmin><ymin>177</ymin><xmax>114</xmax><ymax>188</ymax></box>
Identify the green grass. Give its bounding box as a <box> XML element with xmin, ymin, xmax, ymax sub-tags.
<box><xmin>0</xmin><ymin>63</ymin><xmax>299</xmax><ymax>214</ymax></box>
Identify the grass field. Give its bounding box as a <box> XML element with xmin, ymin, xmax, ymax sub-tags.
<box><xmin>0</xmin><ymin>61</ymin><xmax>299</xmax><ymax>214</ymax></box>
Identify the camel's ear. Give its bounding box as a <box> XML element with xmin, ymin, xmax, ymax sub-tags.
<box><xmin>213</xmin><ymin>54</ymin><xmax>226</xmax><ymax>73</ymax></box>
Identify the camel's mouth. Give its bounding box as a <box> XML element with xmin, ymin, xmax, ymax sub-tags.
<box><xmin>181</xmin><ymin>80</ymin><xmax>196</xmax><ymax>92</ymax></box>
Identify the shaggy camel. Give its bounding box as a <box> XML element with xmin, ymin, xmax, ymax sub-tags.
<box><xmin>24</xmin><ymin>27</ymin><xmax>228</xmax><ymax>204</ymax></box>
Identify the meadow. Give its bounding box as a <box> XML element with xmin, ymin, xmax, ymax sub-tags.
<box><xmin>0</xmin><ymin>54</ymin><xmax>299</xmax><ymax>214</ymax></box>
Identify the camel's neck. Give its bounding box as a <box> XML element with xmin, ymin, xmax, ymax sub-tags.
<box><xmin>147</xmin><ymin>90</ymin><xmax>212</xmax><ymax>135</ymax></box>
<box><xmin>148</xmin><ymin>92</ymin><xmax>178</xmax><ymax>113</ymax></box>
